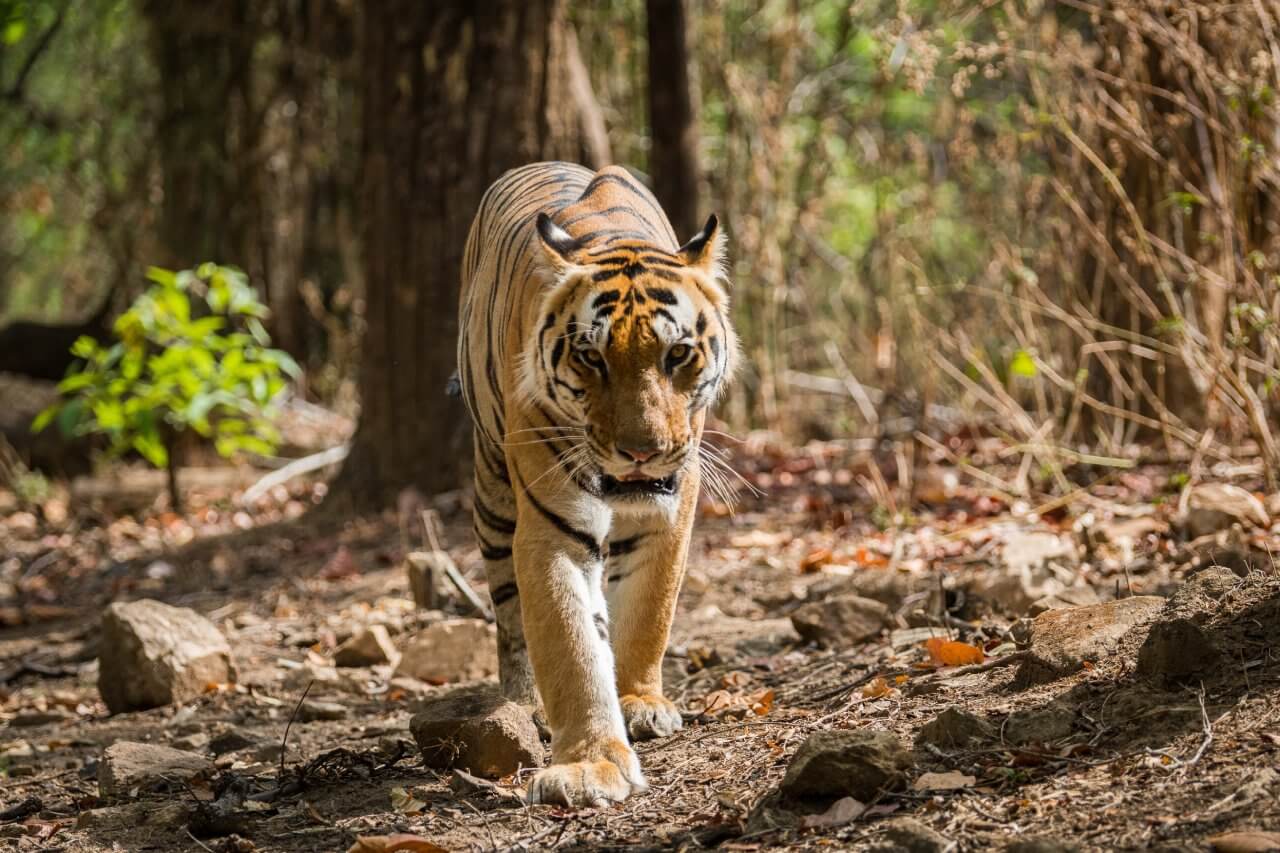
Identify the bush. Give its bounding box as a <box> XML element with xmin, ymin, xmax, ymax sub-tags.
<box><xmin>33</xmin><ymin>263</ymin><xmax>299</xmax><ymax>510</ymax></box>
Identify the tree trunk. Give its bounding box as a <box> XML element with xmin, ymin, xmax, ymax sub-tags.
<box><xmin>328</xmin><ymin>0</ymin><xmax>585</xmax><ymax>511</ymax></box>
<box><xmin>645</xmin><ymin>0</ymin><xmax>701</xmax><ymax>239</ymax></box>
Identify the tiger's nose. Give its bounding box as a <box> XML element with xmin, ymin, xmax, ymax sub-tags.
<box><xmin>617</xmin><ymin>442</ymin><xmax>660</xmax><ymax>464</ymax></box>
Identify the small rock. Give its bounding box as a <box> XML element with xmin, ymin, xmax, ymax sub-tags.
<box><xmin>394</xmin><ymin>619</ymin><xmax>499</xmax><ymax>684</ymax></box>
<box><xmin>208</xmin><ymin>731</ymin><xmax>259</xmax><ymax>756</ymax></box>
<box><xmin>1091</xmin><ymin>514</ymin><xmax>1168</xmax><ymax>546</ymax></box>
<box><xmin>98</xmin><ymin>599</ymin><xmax>236</xmax><ymax>714</ymax></box>
<box><xmin>790</xmin><ymin>594</ymin><xmax>891</xmax><ymax>647</ymax></box>
<box><xmin>778</xmin><ymin>730</ymin><xmax>913</xmax><ymax>802</ymax></box>
<box><xmin>1136</xmin><ymin>618</ymin><xmax>1222</xmax><ymax>686</ymax></box>
<box><xmin>1017</xmin><ymin>596</ymin><xmax>1164</xmax><ymax>684</ymax></box>
<box><xmin>916</xmin><ymin>708</ymin><xmax>994</xmax><ymax>748</ymax></box>
<box><xmin>77</xmin><ymin>801</ymin><xmax>190</xmax><ymax>831</ymax></box>
<box><xmin>298</xmin><ymin>699</ymin><xmax>348</xmax><ymax>721</ymax></box>
<box><xmin>406</xmin><ymin>550</ymin><xmax>455</xmax><ymax>609</ymax></box>
<box><xmin>1001</xmin><ymin>530</ymin><xmax>1080</xmax><ymax>575</ymax></box>
<box><xmin>334</xmin><ymin>624</ymin><xmax>400</xmax><ymax>668</ymax></box>
<box><xmin>1004</xmin><ymin>705</ymin><xmax>1076</xmax><ymax>745</ymax></box>
<box><xmin>1181</xmin><ymin>482</ymin><xmax>1270</xmax><ymax>537</ymax></box>
<box><xmin>9</xmin><ymin>710</ymin><xmax>71</xmax><ymax>727</ymax></box>
<box><xmin>410</xmin><ymin>688</ymin><xmax>542</xmax><ymax>778</ymax></box>
<box><xmin>98</xmin><ymin>741</ymin><xmax>215</xmax><ymax>798</ymax></box>
<box><xmin>252</xmin><ymin>742</ymin><xmax>284</xmax><ymax>763</ymax></box>
<box><xmin>170</xmin><ymin>731</ymin><xmax>210</xmax><ymax>752</ymax></box>
<box><xmin>871</xmin><ymin>818</ymin><xmax>954</xmax><ymax>853</ymax></box>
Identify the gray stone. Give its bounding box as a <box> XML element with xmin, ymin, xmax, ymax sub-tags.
<box><xmin>334</xmin><ymin>624</ymin><xmax>400</xmax><ymax>668</ymax></box>
<box><xmin>1028</xmin><ymin>584</ymin><xmax>1100</xmax><ymax>616</ymax></box>
<box><xmin>1004</xmin><ymin>705</ymin><xmax>1076</xmax><ymax>745</ymax></box>
<box><xmin>208</xmin><ymin>731</ymin><xmax>259</xmax><ymax>756</ymax></box>
<box><xmin>98</xmin><ymin>741</ymin><xmax>215</xmax><ymax>798</ymax></box>
<box><xmin>790</xmin><ymin>594</ymin><xmax>891</xmax><ymax>648</ymax></box>
<box><xmin>1136</xmin><ymin>618</ymin><xmax>1222</xmax><ymax>686</ymax></box>
<box><xmin>410</xmin><ymin>688</ymin><xmax>542</xmax><ymax>778</ymax></box>
<box><xmin>972</xmin><ymin>530</ymin><xmax>1081</xmax><ymax>614</ymax></box>
<box><xmin>1018</xmin><ymin>596</ymin><xmax>1164</xmax><ymax>684</ymax></box>
<box><xmin>1181</xmin><ymin>482</ymin><xmax>1270</xmax><ymax>537</ymax></box>
<box><xmin>394</xmin><ymin>619</ymin><xmax>498</xmax><ymax>684</ymax></box>
<box><xmin>98</xmin><ymin>599</ymin><xmax>236</xmax><ymax>714</ymax></box>
<box><xmin>916</xmin><ymin>708</ymin><xmax>994</xmax><ymax>748</ymax></box>
<box><xmin>778</xmin><ymin>730</ymin><xmax>913</xmax><ymax>802</ymax></box>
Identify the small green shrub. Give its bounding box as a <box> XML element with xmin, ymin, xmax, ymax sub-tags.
<box><xmin>34</xmin><ymin>263</ymin><xmax>299</xmax><ymax>510</ymax></box>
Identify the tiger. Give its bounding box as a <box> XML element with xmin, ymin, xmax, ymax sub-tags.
<box><xmin>455</xmin><ymin>161</ymin><xmax>739</xmax><ymax>806</ymax></box>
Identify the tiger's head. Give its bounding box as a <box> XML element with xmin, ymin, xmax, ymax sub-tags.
<box><xmin>519</xmin><ymin>212</ymin><xmax>739</xmax><ymax>510</ymax></box>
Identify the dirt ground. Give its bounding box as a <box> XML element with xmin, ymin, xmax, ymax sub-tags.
<box><xmin>1</xmin><ymin>437</ymin><xmax>1278</xmax><ymax>852</ymax></box>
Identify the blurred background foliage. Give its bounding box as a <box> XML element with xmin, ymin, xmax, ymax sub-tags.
<box><xmin>2</xmin><ymin>0</ymin><xmax>1278</xmax><ymax>497</ymax></box>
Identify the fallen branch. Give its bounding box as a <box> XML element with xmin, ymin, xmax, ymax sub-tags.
<box><xmin>241</xmin><ymin>445</ymin><xmax>349</xmax><ymax>506</ymax></box>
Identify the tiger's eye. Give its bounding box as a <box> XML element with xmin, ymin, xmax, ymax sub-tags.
<box><xmin>669</xmin><ymin>344</ymin><xmax>691</xmax><ymax>362</ymax></box>
<box><xmin>579</xmin><ymin>349</ymin><xmax>604</xmax><ymax>368</ymax></box>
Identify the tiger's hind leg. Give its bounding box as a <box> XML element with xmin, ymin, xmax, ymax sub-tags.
<box><xmin>471</xmin><ymin>432</ymin><xmax>538</xmax><ymax>710</ymax></box>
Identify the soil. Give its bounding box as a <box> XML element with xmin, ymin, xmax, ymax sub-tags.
<box><xmin>1</xmin><ymin>440</ymin><xmax>1278</xmax><ymax>852</ymax></box>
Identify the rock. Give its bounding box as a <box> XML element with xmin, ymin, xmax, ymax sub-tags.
<box><xmin>1168</xmin><ymin>565</ymin><xmax>1239</xmax><ymax>613</ymax></box>
<box><xmin>1002</xmin><ymin>530</ymin><xmax>1079</xmax><ymax>575</ymax></box>
<box><xmin>335</xmin><ymin>624</ymin><xmax>400</xmax><ymax>668</ymax></box>
<box><xmin>1017</xmin><ymin>596</ymin><xmax>1164</xmax><ymax>684</ymax></box>
<box><xmin>98</xmin><ymin>741</ymin><xmax>215</xmax><ymax>798</ymax></box>
<box><xmin>1004</xmin><ymin>705</ymin><xmax>1076</xmax><ymax>745</ymax></box>
<box><xmin>298</xmin><ymin>699</ymin><xmax>348</xmax><ymax>721</ymax></box>
<box><xmin>410</xmin><ymin>688</ymin><xmax>542</xmax><ymax>778</ymax></box>
<box><xmin>1028</xmin><ymin>584</ymin><xmax>1100</xmax><ymax>616</ymax></box>
<box><xmin>1092</xmin><ymin>514</ymin><xmax>1168</xmax><ymax>546</ymax></box>
<box><xmin>871</xmin><ymin>818</ymin><xmax>954</xmax><ymax>853</ymax></box>
<box><xmin>208</xmin><ymin>731</ymin><xmax>259</xmax><ymax>756</ymax></box>
<box><xmin>98</xmin><ymin>599</ymin><xmax>235</xmax><ymax>714</ymax></box>
<box><xmin>778</xmin><ymin>730</ymin><xmax>913</xmax><ymax>802</ymax></box>
<box><xmin>916</xmin><ymin>708</ymin><xmax>994</xmax><ymax>748</ymax></box>
<box><xmin>406</xmin><ymin>550</ymin><xmax>455</xmax><ymax>609</ymax></box>
<box><xmin>1136</xmin><ymin>618</ymin><xmax>1222</xmax><ymax>686</ymax></box>
<box><xmin>394</xmin><ymin>619</ymin><xmax>498</xmax><ymax>684</ymax></box>
<box><xmin>77</xmin><ymin>801</ymin><xmax>190</xmax><ymax>831</ymax></box>
<box><xmin>170</xmin><ymin>732</ymin><xmax>210</xmax><ymax>752</ymax></box>
<box><xmin>1181</xmin><ymin>483</ymin><xmax>1270</xmax><ymax>537</ymax></box>
<box><xmin>790</xmin><ymin>594</ymin><xmax>891</xmax><ymax>647</ymax></box>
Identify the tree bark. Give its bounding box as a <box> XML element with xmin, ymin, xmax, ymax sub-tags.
<box><xmin>328</xmin><ymin>0</ymin><xmax>585</xmax><ymax>511</ymax></box>
<box><xmin>645</xmin><ymin>0</ymin><xmax>701</xmax><ymax>240</ymax></box>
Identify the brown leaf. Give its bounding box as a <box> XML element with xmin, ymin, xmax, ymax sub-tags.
<box><xmin>749</xmin><ymin>688</ymin><xmax>775</xmax><ymax>716</ymax></box>
<box><xmin>800</xmin><ymin>796</ymin><xmax>865</xmax><ymax>828</ymax></box>
<box><xmin>721</xmin><ymin>670</ymin><xmax>752</xmax><ymax>689</ymax></box>
<box><xmin>1208</xmin><ymin>831</ymin><xmax>1280</xmax><ymax>853</ymax></box>
<box><xmin>924</xmin><ymin>638</ymin><xmax>985</xmax><ymax>667</ymax></box>
<box><xmin>347</xmin><ymin>835</ymin><xmax>449</xmax><ymax>853</ymax></box>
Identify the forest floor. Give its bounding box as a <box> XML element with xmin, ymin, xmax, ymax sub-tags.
<box><xmin>1</xmin><ymin>434</ymin><xmax>1279</xmax><ymax>852</ymax></box>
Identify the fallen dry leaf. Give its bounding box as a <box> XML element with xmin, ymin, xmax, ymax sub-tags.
<box><xmin>1207</xmin><ymin>831</ymin><xmax>1280</xmax><ymax>853</ymax></box>
<box><xmin>913</xmin><ymin>770</ymin><xmax>977</xmax><ymax>791</ymax></box>
<box><xmin>749</xmin><ymin>688</ymin><xmax>775</xmax><ymax>716</ymax></box>
<box><xmin>861</xmin><ymin>676</ymin><xmax>893</xmax><ymax>699</ymax></box>
<box><xmin>347</xmin><ymin>835</ymin><xmax>448</xmax><ymax>853</ymax></box>
<box><xmin>800</xmin><ymin>796</ymin><xmax>865</xmax><ymax>828</ymax></box>
<box><xmin>389</xmin><ymin>786</ymin><xmax>427</xmax><ymax>815</ymax></box>
<box><xmin>925</xmin><ymin>638</ymin><xmax>985</xmax><ymax>667</ymax></box>
<box><xmin>799</xmin><ymin>547</ymin><xmax>833</xmax><ymax>573</ymax></box>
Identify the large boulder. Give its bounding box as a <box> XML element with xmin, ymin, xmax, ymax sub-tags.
<box><xmin>394</xmin><ymin>618</ymin><xmax>498</xmax><ymax>684</ymax></box>
<box><xmin>98</xmin><ymin>600</ymin><xmax>235</xmax><ymax>713</ymax></box>
<box><xmin>1017</xmin><ymin>596</ymin><xmax>1164</xmax><ymax>685</ymax></box>
<box><xmin>410</xmin><ymin>689</ymin><xmax>542</xmax><ymax>778</ymax></box>
<box><xmin>778</xmin><ymin>730</ymin><xmax>913</xmax><ymax>802</ymax></box>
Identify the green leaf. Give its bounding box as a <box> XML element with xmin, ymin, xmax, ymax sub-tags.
<box><xmin>146</xmin><ymin>266</ymin><xmax>177</xmax><ymax>288</ymax></box>
<box><xmin>2</xmin><ymin>19</ymin><xmax>24</xmax><ymax>45</ymax></box>
<box><xmin>30</xmin><ymin>405</ymin><xmax>57</xmax><ymax>434</ymax></box>
<box><xmin>1009</xmin><ymin>349</ymin><xmax>1038</xmax><ymax>378</ymax></box>
<box><xmin>133</xmin><ymin>430</ymin><xmax>168</xmax><ymax>467</ymax></box>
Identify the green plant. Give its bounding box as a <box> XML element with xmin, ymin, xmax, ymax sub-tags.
<box><xmin>34</xmin><ymin>263</ymin><xmax>299</xmax><ymax>511</ymax></box>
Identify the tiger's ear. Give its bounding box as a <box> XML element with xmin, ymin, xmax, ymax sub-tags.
<box><xmin>677</xmin><ymin>214</ymin><xmax>726</xmax><ymax>274</ymax></box>
<box><xmin>535</xmin><ymin>212</ymin><xmax>583</xmax><ymax>271</ymax></box>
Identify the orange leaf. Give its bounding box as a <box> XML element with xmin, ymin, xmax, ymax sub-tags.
<box><xmin>799</xmin><ymin>547</ymin><xmax>833</xmax><ymax>574</ymax></box>
<box><xmin>924</xmin><ymin>638</ymin><xmax>985</xmax><ymax>667</ymax></box>
<box><xmin>750</xmin><ymin>688</ymin><xmax>775</xmax><ymax>716</ymax></box>
<box><xmin>893</xmin><ymin>674</ymin><xmax>909</xmax><ymax>685</ymax></box>
<box><xmin>861</xmin><ymin>676</ymin><xmax>892</xmax><ymax>699</ymax></box>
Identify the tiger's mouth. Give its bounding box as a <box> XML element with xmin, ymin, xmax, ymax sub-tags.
<box><xmin>599</xmin><ymin>471</ymin><xmax>680</xmax><ymax>498</ymax></box>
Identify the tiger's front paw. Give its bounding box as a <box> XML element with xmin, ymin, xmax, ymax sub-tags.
<box><xmin>621</xmin><ymin>693</ymin><xmax>683</xmax><ymax>741</ymax></box>
<box><xmin>526</xmin><ymin>738</ymin><xmax>645</xmax><ymax>807</ymax></box>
